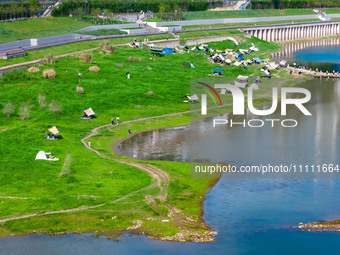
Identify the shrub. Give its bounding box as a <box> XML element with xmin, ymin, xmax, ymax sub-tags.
<box><xmin>138</xmin><ymin>57</ymin><xmax>142</xmax><ymax>62</ymax></box>
<box><xmin>89</xmin><ymin>66</ymin><xmax>100</xmax><ymax>72</ymax></box>
<box><xmin>2</xmin><ymin>102</ymin><xmax>15</xmax><ymax>118</ymax></box>
<box><xmin>147</xmin><ymin>66</ymin><xmax>152</xmax><ymax>71</ymax></box>
<box><xmin>43</xmin><ymin>69</ymin><xmax>56</xmax><ymax>79</ymax></box>
<box><xmin>182</xmin><ymin>61</ymin><xmax>190</xmax><ymax>67</ymax></box>
<box><xmin>38</xmin><ymin>93</ymin><xmax>46</xmax><ymax>110</ymax></box>
<box><xmin>49</xmin><ymin>100</ymin><xmax>62</xmax><ymax>114</ymax></box>
<box><xmin>80</xmin><ymin>53</ymin><xmax>93</xmax><ymax>63</ymax></box>
<box><xmin>42</xmin><ymin>54</ymin><xmax>54</xmax><ymax>64</ymax></box>
<box><xmin>107</xmin><ymin>45</ymin><xmax>115</xmax><ymax>53</ymax></box>
<box><xmin>28</xmin><ymin>67</ymin><xmax>40</xmax><ymax>73</ymax></box>
<box><xmin>116</xmin><ymin>63</ymin><xmax>125</xmax><ymax>68</ymax></box>
<box><xmin>76</xmin><ymin>86</ymin><xmax>84</xmax><ymax>94</ymax></box>
<box><xmin>19</xmin><ymin>102</ymin><xmax>30</xmax><ymax>121</ymax></box>
<box><xmin>128</xmin><ymin>56</ymin><xmax>136</xmax><ymax>62</ymax></box>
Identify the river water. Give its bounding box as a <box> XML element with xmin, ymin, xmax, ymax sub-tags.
<box><xmin>1</xmin><ymin>46</ymin><xmax>340</xmax><ymax>255</ymax></box>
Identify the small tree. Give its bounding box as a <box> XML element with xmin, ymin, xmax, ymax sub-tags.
<box><xmin>49</xmin><ymin>100</ymin><xmax>62</xmax><ymax>114</ymax></box>
<box><xmin>76</xmin><ymin>87</ymin><xmax>84</xmax><ymax>94</ymax></box>
<box><xmin>2</xmin><ymin>102</ymin><xmax>15</xmax><ymax>118</ymax></box>
<box><xmin>19</xmin><ymin>102</ymin><xmax>30</xmax><ymax>121</ymax></box>
<box><xmin>38</xmin><ymin>93</ymin><xmax>46</xmax><ymax>110</ymax></box>
<box><xmin>42</xmin><ymin>54</ymin><xmax>54</xmax><ymax>64</ymax></box>
<box><xmin>80</xmin><ymin>53</ymin><xmax>92</xmax><ymax>63</ymax></box>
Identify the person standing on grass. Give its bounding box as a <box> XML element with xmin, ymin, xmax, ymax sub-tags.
<box><xmin>116</xmin><ymin>116</ymin><xmax>120</xmax><ymax>125</ymax></box>
<box><xmin>88</xmin><ymin>140</ymin><xmax>91</xmax><ymax>148</ymax></box>
<box><xmin>79</xmin><ymin>72</ymin><xmax>82</xmax><ymax>79</ymax></box>
<box><xmin>128</xmin><ymin>129</ymin><xmax>132</xmax><ymax>135</ymax></box>
<box><xmin>111</xmin><ymin>117</ymin><xmax>114</xmax><ymax>125</ymax></box>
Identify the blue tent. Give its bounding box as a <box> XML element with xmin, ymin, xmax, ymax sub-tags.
<box><xmin>37</xmin><ymin>12</ymin><xmax>41</xmax><ymax>16</ymax></box>
<box><xmin>162</xmin><ymin>48</ymin><xmax>174</xmax><ymax>54</ymax></box>
<box><xmin>254</xmin><ymin>57</ymin><xmax>262</xmax><ymax>63</ymax></box>
<box><xmin>238</xmin><ymin>54</ymin><xmax>243</xmax><ymax>60</ymax></box>
<box><xmin>213</xmin><ymin>68</ymin><xmax>223</xmax><ymax>73</ymax></box>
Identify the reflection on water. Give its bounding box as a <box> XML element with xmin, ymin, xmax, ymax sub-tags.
<box><xmin>272</xmin><ymin>38</ymin><xmax>340</xmax><ymax>72</ymax></box>
<box><xmin>117</xmin><ymin>79</ymin><xmax>340</xmax><ymax>167</ymax></box>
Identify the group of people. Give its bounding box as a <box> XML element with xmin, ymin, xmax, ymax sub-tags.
<box><xmin>111</xmin><ymin>116</ymin><xmax>120</xmax><ymax>125</ymax></box>
<box><xmin>44</xmin><ymin>133</ymin><xmax>58</xmax><ymax>140</ymax></box>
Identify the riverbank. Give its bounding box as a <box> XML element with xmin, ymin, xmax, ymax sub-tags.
<box><xmin>0</xmin><ymin>33</ymin><xmax>303</xmax><ymax>242</ymax></box>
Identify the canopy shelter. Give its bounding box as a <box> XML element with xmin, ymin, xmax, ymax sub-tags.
<box><xmin>162</xmin><ymin>48</ymin><xmax>174</xmax><ymax>54</ymax></box>
<box><xmin>213</xmin><ymin>68</ymin><xmax>224</xmax><ymax>73</ymax></box>
<box><xmin>35</xmin><ymin>151</ymin><xmax>59</xmax><ymax>161</ymax></box>
<box><xmin>249</xmin><ymin>83</ymin><xmax>259</xmax><ymax>90</ymax></box>
<box><xmin>233</xmin><ymin>61</ymin><xmax>242</xmax><ymax>66</ymax></box>
<box><xmin>43</xmin><ymin>126</ymin><xmax>62</xmax><ymax>139</ymax></box>
<box><xmin>254</xmin><ymin>57</ymin><xmax>262</xmax><ymax>64</ymax></box>
<box><xmin>84</xmin><ymin>107</ymin><xmax>95</xmax><ymax>117</ymax></box>
<box><xmin>225</xmin><ymin>59</ymin><xmax>232</xmax><ymax>64</ymax></box>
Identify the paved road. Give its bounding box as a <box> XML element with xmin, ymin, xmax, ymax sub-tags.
<box><xmin>78</xmin><ymin>14</ymin><xmax>340</xmax><ymax>31</ymax></box>
<box><xmin>1</xmin><ymin>15</ymin><xmax>340</xmax><ymax>54</ymax></box>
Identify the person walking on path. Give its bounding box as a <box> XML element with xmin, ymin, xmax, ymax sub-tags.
<box><xmin>88</xmin><ymin>140</ymin><xmax>91</xmax><ymax>148</ymax></box>
<box><xmin>116</xmin><ymin>116</ymin><xmax>120</xmax><ymax>125</ymax></box>
<box><xmin>111</xmin><ymin>117</ymin><xmax>114</xmax><ymax>125</ymax></box>
<box><xmin>128</xmin><ymin>129</ymin><xmax>132</xmax><ymax>135</ymax></box>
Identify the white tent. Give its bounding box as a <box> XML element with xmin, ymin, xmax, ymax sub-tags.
<box><xmin>234</xmin><ymin>61</ymin><xmax>241</xmax><ymax>66</ymax></box>
<box><xmin>84</xmin><ymin>107</ymin><xmax>95</xmax><ymax>117</ymax></box>
<box><xmin>268</xmin><ymin>62</ymin><xmax>279</xmax><ymax>70</ymax></box>
<box><xmin>225</xmin><ymin>59</ymin><xmax>232</xmax><ymax>64</ymax></box>
<box><xmin>191</xmin><ymin>47</ymin><xmax>196</xmax><ymax>51</ymax></box>
<box><xmin>190</xmin><ymin>94</ymin><xmax>199</xmax><ymax>101</ymax></box>
<box><xmin>219</xmin><ymin>54</ymin><xmax>225</xmax><ymax>61</ymax></box>
<box><xmin>35</xmin><ymin>151</ymin><xmax>49</xmax><ymax>160</ymax></box>
<box><xmin>237</xmin><ymin>75</ymin><xmax>249</xmax><ymax>81</ymax></box>
<box><xmin>249</xmin><ymin>83</ymin><xmax>259</xmax><ymax>90</ymax></box>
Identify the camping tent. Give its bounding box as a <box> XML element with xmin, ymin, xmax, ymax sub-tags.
<box><xmin>35</xmin><ymin>151</ymin><xmax>59</xmax><ymax>161</ymax></box>
<box><xmin>254</xmin><ymin>57</ymin><xmax>262</xmax><ymax>64</ymax></box>
<box><xmin>190</xmin><ymin>94</ymin><xmax>199</xmax><ymax>101</ymax></box>
<box><xmin>237</xmin><ymin>75</ymin><xmax>249</xmax><ymax>81</ymax></box>
<box><xmin>163</xmin><ymin>48</ymin><xmax>174</xmax><ymax>54</ymax></box>
<box><xmin>268</xmin><ymin>62</ymin><xmax>279</xmax><ymax>70</ymax></box>
<box><xmin>35</xmin><ymin>151</ymin><xmax>49</xmax><ymax>160</ymax></box>
<box><xmin>233</xmin><ymin>61</ymin><xmax>241</xmax><ymax>66</ymax></box>
<box><xmin>84</xmin><ymin>108</ymin><xmax>95</xmax><ymax>117</ymax></box>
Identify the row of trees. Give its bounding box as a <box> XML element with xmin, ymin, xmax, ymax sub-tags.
<box><xmin>51</xmin><ymin>0</ymin><xmax>223</xmax><ymax>16</ymax></box>
<box><xmin>0</xmin><ymin>0</ymin><xmax>40</xmax><ymax>21</ymax></box>
<box><xmin>251</xmin><ymin>0</ymin><xmax>340</xmax><ymax>9</ymax></box>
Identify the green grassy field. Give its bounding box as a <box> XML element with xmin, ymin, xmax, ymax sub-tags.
<box><xmin>182</xmin><ymin>19</ymin><xmax>320</xmax><ymax>29</ymax></box>
<box><xmin>0</xmin><ymin>17</ymin><xmax>95</xmax><ymax>44</ymax></box>
<box><xmin>182</xmin><ymin>8</ymin><xmax>340</xmax><ymax>20</ymax></box>
<box><xmin>81</xmin><ymin>29</ymin><xmax>127</xmax><ymax>36</ymax></box>
<box><xmin>0</xmin><ymin>34</ymin><xmax>168</xmax><ymax>68</ymax></box>
<box><xmin>0</xmin><ymin>34</ymin><xmax>290</xmax><ymax>240</ymax></box>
